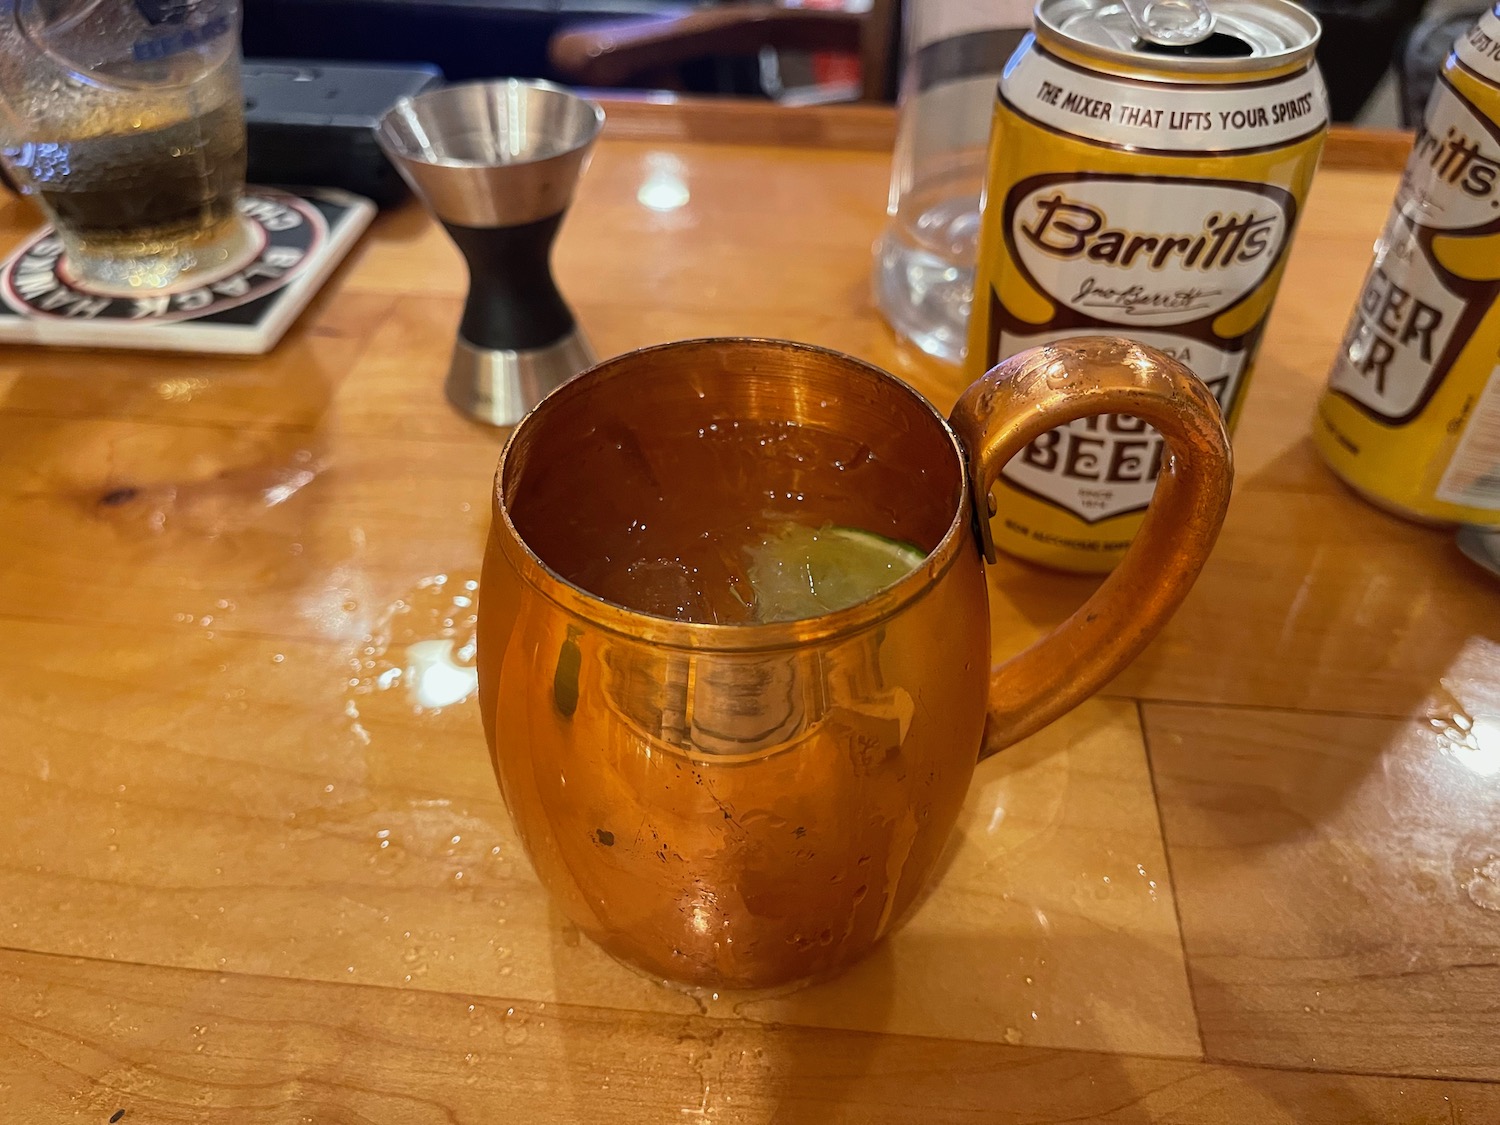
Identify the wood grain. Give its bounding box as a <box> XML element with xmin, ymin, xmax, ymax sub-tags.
<box><xmin>596</xmin><ymin>94</ymin><xmax>898</xmax><ymax>151</ymax></box>
<box><xmin>0</xmin><ymin>611</ymin><xmax>1197</xmax><ymax>1055</ymax></box>
<box><xmin>1144</xmin><ymin>702</ymin><xmax>1500</xmax><ymax>1080</ymax></box>
<box><xmin>0</xmin><ymin>98</ymin><xmax>1491</xmax><ymax>1120</ymax></box>
<box><xmin>7</xmin><ymin>948</ymin><xmax>1497</xmax><ymax>1124</ymax></box>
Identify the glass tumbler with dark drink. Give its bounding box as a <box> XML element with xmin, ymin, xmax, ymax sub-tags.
<box><xmin>0</xmin><ymin>0</ymin><xmax>250</xmax><ymax>292</ymax></box>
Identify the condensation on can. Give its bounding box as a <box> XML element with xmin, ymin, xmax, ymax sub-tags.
<box><xmin>1316</xmin><ymin>2</ymin><xmax>1500</xmax><ymax>527</ymax></box>
<box><xmin>967</xmin><ymin>0</ymin><xmax>1329</xmax><ymax>572</ymax></box>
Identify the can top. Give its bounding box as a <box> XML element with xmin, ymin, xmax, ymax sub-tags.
<box><xmin>1037</xmin><ymin>0</ymin><xmax>1321</xmax><ymax>75</ymax></box>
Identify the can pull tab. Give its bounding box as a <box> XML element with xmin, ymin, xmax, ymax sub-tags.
<box><xmin>1121</xmin><ymin>0</ymin><xmax>1215</xmax><ymax>46</ymax></box>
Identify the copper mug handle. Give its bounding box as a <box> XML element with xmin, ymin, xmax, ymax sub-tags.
<box><xmin>949</xmin><ymin>336</ymin><xmax>1234</xmax><ymax>758</ymax></box>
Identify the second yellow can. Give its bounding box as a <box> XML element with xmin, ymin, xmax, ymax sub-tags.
<box><xmin>1316</xmin><ymin>3</ymin><xmax>1500</xmax><ymax>526</ymax></box>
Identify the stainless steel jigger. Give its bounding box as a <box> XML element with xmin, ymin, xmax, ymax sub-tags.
<box><xmin>376</xmin><ymin>80</ymin><xmax>605</xmax><ymax>426</ymax></box>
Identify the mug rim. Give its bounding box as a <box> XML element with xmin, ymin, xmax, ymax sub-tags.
<box><xmin>491</xmin><ymin>337</ymin><xmax>975</xmax><ymax>652</ymax></box>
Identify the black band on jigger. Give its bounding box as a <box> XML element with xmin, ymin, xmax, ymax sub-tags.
<box><xmin>442</xmin><ymin>213</ymin><xmax>575</xmax><ymax>353</ymax></box>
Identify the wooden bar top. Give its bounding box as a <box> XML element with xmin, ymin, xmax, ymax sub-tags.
<box><xmin>2</xmin><ymin>98</ymin><xmax>1497</xmax><ymax>1123</ymax></box>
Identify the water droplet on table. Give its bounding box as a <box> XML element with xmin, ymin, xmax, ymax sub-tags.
<box><xmin>343</xmin><ymin>573</ymin><xmax>480</xmax><ymax>730</ymax></box>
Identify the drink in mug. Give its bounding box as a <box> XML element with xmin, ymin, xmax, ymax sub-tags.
<box><xmin>599</xmin><ymin>516</ymin><xmax>926</xmax><ymax>626</ymax></box>
<box><xmin>0</xmin><ymin>0</ymin><xmax>250</xmax><ymax>291</ymax></box>
<box><xmin>966</xmin><ymin>0</ymin><xmax>1328</xmax><ymax>572</ymax></box>
<box><xmin>1316</xmin><ymin>3</ymin><xmax>1500</xmax><ymax>524</ymax></box>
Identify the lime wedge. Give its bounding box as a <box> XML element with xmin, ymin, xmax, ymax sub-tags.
<box><xmin>745</xmin><ymin>523</ymin><xmax>926</xmax><ymax>623</ymax></box>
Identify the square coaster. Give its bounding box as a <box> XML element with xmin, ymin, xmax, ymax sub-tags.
<box><xmin>0</xmin><ymin>187</ymin><xmax>375</xmax><ymax>355</ymax></box>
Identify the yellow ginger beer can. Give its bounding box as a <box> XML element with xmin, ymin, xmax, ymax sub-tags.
<box><xmin>1316</xmin><ymin>4</ymin><xmax>1500</xmax><ymax>525</ymax></box>
<box><xmin>966</xmin><ymin>0</ymin><xmax>1328</xmax><ymax>571</ymax></box>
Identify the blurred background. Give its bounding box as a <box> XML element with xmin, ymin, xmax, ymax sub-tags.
<box><xmin>239</xmin><ymin>0</ymin><xmax>1487</xmax><ymax>125</ymax></box>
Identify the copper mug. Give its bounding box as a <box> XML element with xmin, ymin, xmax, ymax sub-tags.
<box><xmin>477</xmin><ymin>336</ymin><xmax>1232</xmax><ymax>990</ymax></box>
